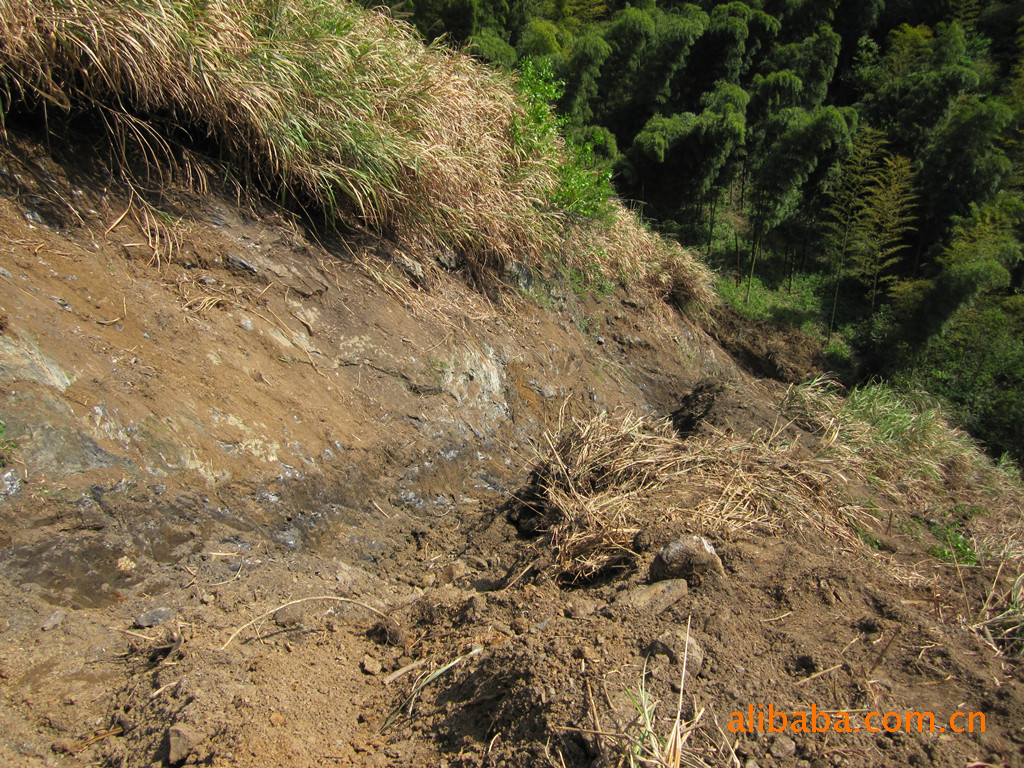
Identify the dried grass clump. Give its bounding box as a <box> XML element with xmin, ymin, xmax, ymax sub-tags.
<box><xmin>975</xmin><ymin>571</ymin><xmax>1024</xmax><ymax>657</ymax></box>
<box><xmin>559</xmin><ymin>206</ymin><xmax>718</xmax><ymax>311</ymax></box>
<box><xmin>526</xmin><ymin>409</ymin><xmax>863</xmax><ymax>582</ymax></box>
<box><xmin>524</xmin><ymin>378</ymin><xmax>1023</xmax><ymax>584</ymax></box>
<box><xmin>526</xmin><ymin>412</ymin><xmax>680</xmax><ymax>581</ymax></box>
<box><xmin>0</xmin><ymin>0</ymin><xmax>713</xmax><ymax>306</ymax></box>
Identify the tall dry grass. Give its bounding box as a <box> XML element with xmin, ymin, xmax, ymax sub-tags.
<box><xmin>522</xmin><ymin>378</ymin><xmax>1024</xmax><ymax>583</ymax></box>
<box><xmin>0</xmin><ymin>0</ymin><xmax>713</xmax><ymax>305</ymax></box>
<box><xmin>524</xmin><ymin>409</ymin><xmax>866</xmax><ymax>583</ymax></box>
<box><xmin>782</xmin><ymin>376</ymin><xmax>1024</xmax><ymax>506</ymax></box>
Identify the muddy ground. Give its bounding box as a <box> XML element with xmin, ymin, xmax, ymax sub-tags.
<box><xmin>1</xmin><ymin>126</ymin><xmax>1023</xmax><ymax>768</ymax></box>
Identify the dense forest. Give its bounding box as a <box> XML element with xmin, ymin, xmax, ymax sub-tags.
<box><xmin>387</xmin><ymin>0</ymin><xmax>1024</xmax><ymax>462</ymax></box>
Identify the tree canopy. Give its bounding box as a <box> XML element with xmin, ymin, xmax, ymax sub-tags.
<box><xmin>395</xmin><ymin>0</ymin><xmax>1024</xmax><ymax>460</ymax></box>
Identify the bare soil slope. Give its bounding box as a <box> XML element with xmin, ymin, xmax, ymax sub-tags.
<box><xmin>1</xmin><ymin>130</ymin><xmax>1022</xmax><ymax>768</ymax></box>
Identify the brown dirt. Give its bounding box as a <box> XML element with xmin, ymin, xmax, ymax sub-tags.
<box><xmin>1</xmin><ymin>126</ymin><xmax>1023</xmax><ymax>768</ymax></box>
<box><xmin>710</xmin><ymin>307</ymin><xmax>829</xmax><ymax>385</ymax></box>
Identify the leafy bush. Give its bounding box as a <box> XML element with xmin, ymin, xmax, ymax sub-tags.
<box><xmin>515</xmin><ymin>58</ymin><xmax>614</xmax><ymax>221</ymax></box>
<box><xmin>929</xmin><ymin>523</ymin><xmax>978</xmax><ymax>565</ymax></box>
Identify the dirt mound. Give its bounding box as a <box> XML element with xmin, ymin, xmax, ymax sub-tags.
<box><xmin>711</xmin><ymin>308</ymin><xmax>829</xmax><ymax>385</ymax></box>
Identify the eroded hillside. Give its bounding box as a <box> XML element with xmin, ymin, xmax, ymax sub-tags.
<box><xmin>1</xmin><ymin>124</ymin><xmax>1023</xmax><ymax>768</ymax></box>
<box><xmin>1</xmin><ymin>0</ymin><xmax>1023</xmax><ymax>764</ymax></box>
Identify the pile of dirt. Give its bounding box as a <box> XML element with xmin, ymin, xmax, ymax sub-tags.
<box><xmin>1</xmin><ymin>128</ymin><xmax>1022</xmax><ymax>768</ymax></box>
<box><xmin>710</xmin><ymin>308</ymin><xmax>830</xmax><ymax>385</ymax></box>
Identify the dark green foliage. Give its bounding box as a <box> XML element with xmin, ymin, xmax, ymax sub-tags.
<box><xmin>747</xmin><ymin>106</ymin><xmax>853</xmax><ymax>248</ymax></box>
<box><xmin>469</xmin><ymin>28</ymin><xmax>518</xmax><ymax>66</ymax></box>
<box><xmin>913</xmin><ymin>295</ymin><xmax>1024</xmax><ymax>459</ymax></box>
<box><xmin>857</xmin><ymin>155</ymin><xmax>917</xmax><ymax>312</ymax></box>
<box><xmin>856</xmin><ymin>22</ymin><xmax>981</xmax><ymax>155</ymax></box>
<box><xmin>916</xmin><ymin>94</ymin><xmax>1014</xmax><ymax>242</ymax></box>
<box><xmin>899</xmin><ymin>195</ymin><xmax>1024</xmax><ymax>344</ymax></box>
<box><xmin>620</xmin><ymin>81</ymin><xmax>748</xmax><ymax>226</ymax></box>
<box><xmin>517</xmin><ymin>18</ymin><xmax>565</xmax><ymax>59</ymax></box>
<box><xmin>772</xmin><ymin>24</ymin><xmax>841</xmax><ymax>108</ymax></box>
<box><xmin>558</xmin><ymin>31</ymin><xmax>612</xmax><ymax>126</ymax></box>
<box><xmin>515</xmin><ymin>59</ymin><xmax>615</xmax><ymax>219</ymax></box>
<box><xmin>821</xmin><ymin>125</ymin><xmax>888</xmax><ymax>338</ymax></box>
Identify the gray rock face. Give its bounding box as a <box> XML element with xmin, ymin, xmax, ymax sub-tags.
<box><xmin>434</xmin><ymin>247</ymin><xmax>461</xmax><ymax>270</ymax></box>
<box><xmin>649</xmin><ymin>535</ymin><xmax>725</xmax><ymax>584</ymax></box>
<box><xmin>0</xmin><ymin>469</ymin><xmax>21</xmax><ymax>501</ymax></box>
<box><xmin>394</xmin><ymin>252</ymin><xmax>424</xmax><ymax>283</ymax></box>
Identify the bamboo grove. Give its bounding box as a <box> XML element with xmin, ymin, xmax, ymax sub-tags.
<box><xmin>406</xmin><ymin>0</ymin><xmax>1024</xmax><ymax>461</ymax></box>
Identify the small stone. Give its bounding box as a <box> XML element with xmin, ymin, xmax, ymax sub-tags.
<box><xmin>511</xmin><ymin>617</ymin><xmax>530</xmax><ymax>635</ymax></box>
<box><xmin>435</xmin><ymin>248</ymin><xmax>461</xmax><ymax>270</ymax></box>
<box><xmin>167</xmin><ymin>723</ymin><xmax>204</xmax><ymax>765</ymax></box>
<box><xmin>361</xmin><ymin>655</ymin><xmax>382</xmax><ymax>676</ymax></box>
<box><xmin>116</xmin><ymin>556</ymin><xmax>137</xmax><ymax>573</ymax></box>
<box><xmin>565</xmin><ymin>598</ymin><xmax>597</xmax><ymax>618</ymax></box>
<box><xmin>645</xmin><ymin>630</ymin><xmax>705</xmax><ymax>675</ymax></box>
<box><xmin>649</xmin><ymin>536</ymin><xmax>725</xmax><ymax>584</ymax></box>
<box><xmin>200</xmin><ymin>592</ymin><xmax>216</xmax><ymax>605</ymax></box>
<box><xmin>1</xmin><ymin>469</ymin><xmax>22</xmax><ymax>500</ymax></box>
<box><xmin>744</xmin><ymin>760</ymin><xmax>760</xmax><ymax>768</ymax></box>
<box><xmin>135</xmin><ymin>607</ymin><xmax>175</xmax><ymax>628</ymax></box>
<box><xmin>618</xmin><ymin>579</ymin><xmax>689</xmax><ymax>613</ymax></box>
<box><xmin>42</xmin><ymin>610</ymin><xmax>66</xmax><ymax>632</ymax></box>
<box><xmin>464</xmin><ymin>594</ymin><xmax>487</xmax><ymax>619</ymax></box>
<box><xmin>52</xmin><ymin>739</ymin><xmax>77</xmax><ymax>754</ymax></box>
<box><xmin>441</xmin><ymin>560</ymin><xmax>467</xmax><ymax>584</ymax></box>
<box><xmin>274</xmin><ymin>604</ymin><xmax>305</xmax><ymax>628</ymax></box>
<box><xmin>269</xmin><ymin>712</ymin><xmax>286</xmax><ymax>726</ymax></box>
<box><xmin>394</xmin><ymin>252</ymin><xmax>424</xmax><ymax>283</ymax></box>
<box><xmin>771</xmin><ymin>735</ymin><xmax>797</xmax><ymax>759</ymax></box>
<box><xmin>225</xmin><ymin>254</ymin><xmax>258</xmax><ymax>275</ymax></box>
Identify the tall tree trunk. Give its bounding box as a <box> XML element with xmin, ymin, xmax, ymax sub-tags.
<box><xmin>870</xmin><ymin>262</ymin><xmax>880</xmax><ymax>315</ymax></box>
<box><xmin>707</xmin><ymin>197</ymin><xmax>717</xmax><ymax>255</ymax></box>
<box><xmin>735</xmin><ymin>233</ymin><xmax>742</xmax><ymax>283</ymax></box>
<box><xmin>827</xmin><ymin>275</ymin><xmax>841</xmax><ymax>345</ymax></box>
<box><xmin>787</xmin><ymin>247</ymin><xmax>796</xmax><ymax>293</ymax></box>
<box><xmin>745</xmin><ymin>227</ymin><xmax>761</xmax><ymax>303</ymax></box>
